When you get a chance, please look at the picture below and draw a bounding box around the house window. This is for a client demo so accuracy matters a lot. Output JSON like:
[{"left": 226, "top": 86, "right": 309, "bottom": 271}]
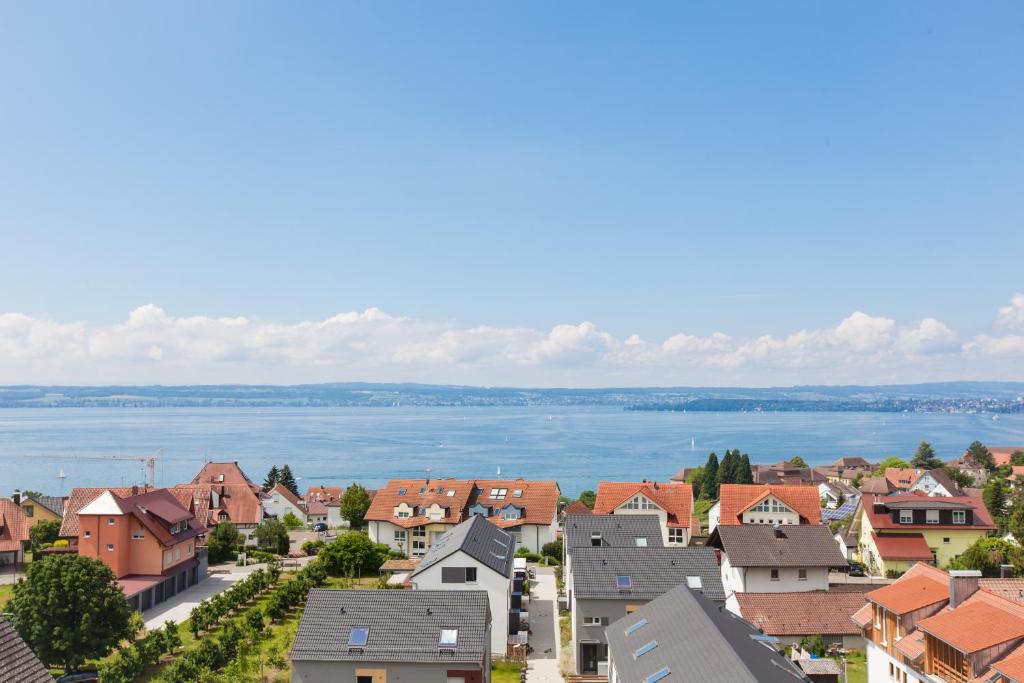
[
  {"left": 132, "top": 531, "right": 144, "bottom": 540},
  {"left": 397, "top": 488, "right": 407, "bottom": 496},
  {"left": 84, "top": 530, "right": 91, "bottom": 539},
  {"left": 106, "top": 543, "right": 114, "bottom": 552},
  {"left": 899, "top": 510, "right": 913, "bottom": 524},
  {"left": 502, "top": 507, "right": 521, "bottom": 521},
  {"left": 668, "top": 528, "right": 685, "bottom": 544},
  {"left": 466, "top": 567, "right": 477, "bottom": 582},
  {"left": 394, "top": 530, "right": 407, "bottom": 544},
  {"left": 798, "top": 568, "right": 807, "bottom": 580},
  {"left": 953, "top": 510, "right": 966, "bottom": 524},
  {"left": 188, "top": 544, "right": 193, "bottom": 554},
  {"left": 943, "top": 537, "right": 951, "bottom": 544},
  {"left": 926, "top": 510, "right": 939, "bottom": 524},
  {"left": 770, "top": 569, "right": 780, "bottom": 581},
  {"left": 489, "top": 488, "right": 508, "bottom": 500},
  {"left": 584, "top": 616, "right": 606, "bottom": 626},
  {"left": 591, "top": 532, "right": 602, "bottom": 547},
  {"left": 24, "top": 505, "right": 34, "bottom": 518},
  {"left": 397, "top": 510, "right": 411, "bottom": 519},
  {"left": 107, "top": 518, "right": 115, "bottom": 526},
  {"left": 622, "top": 495, "right": 656, "bottom": 511}
]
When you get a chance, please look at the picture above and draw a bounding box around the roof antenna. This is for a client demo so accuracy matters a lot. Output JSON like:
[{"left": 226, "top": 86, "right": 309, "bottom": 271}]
[{"left": 425, "top": 467, "right": 432, "bottom": 485}]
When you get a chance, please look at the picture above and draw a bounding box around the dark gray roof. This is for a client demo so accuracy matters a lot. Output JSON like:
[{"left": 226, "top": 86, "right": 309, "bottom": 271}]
[
  {"left": 605, "top": 584, "right": 810, "bottom": 683},
  {"left": 564, "top": 514, "right": 664, "bottom": 549},
  {"left": 923, "top": 469, "right": 963, "bottom": 495},
  {"left": 709, "top": 525, "right": 847, "bottom": 568},
  {"left": 290, "top": 589, "right": 489, "bottom": 664},
  {"left": 411, "top": 515, "right": 513, "bottom": 578},
  {"left": 0, "top": 616, "right": 54, "bottom": 683},
  {"left": 571, "top": 546, "right": 725, "bottom": 601},
  {"left": 26, "top": 496, "right": 64, "bottom": 517}
]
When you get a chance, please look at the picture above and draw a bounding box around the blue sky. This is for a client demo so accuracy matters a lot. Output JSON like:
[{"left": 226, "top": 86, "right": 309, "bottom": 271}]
[{"left": 1, "top": 3, "right": 1022, "bottom": 386}]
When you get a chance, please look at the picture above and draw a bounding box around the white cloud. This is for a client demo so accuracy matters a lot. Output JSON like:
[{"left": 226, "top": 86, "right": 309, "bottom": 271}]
[
  {"left": 1, "top": 298, "right": 1024, "bottom": 386},
  {"left": 997, "top": 293, "right": 1024, "bottom": 329}
]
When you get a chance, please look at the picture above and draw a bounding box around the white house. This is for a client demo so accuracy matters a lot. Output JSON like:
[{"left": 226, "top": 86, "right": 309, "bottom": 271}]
[
  {"left": 818, "top": 480, "right": 859, "bottom": 509},
  {"left": 410, "top": 515, "right": 515, "bottom": 656},
  {"left": 909, "top": 469, "right": 963, "bottom": 497},
  {"left": 707, "top": 524, "right": 847, "bottom": 614},
  {"left": 261, "top": 484, "right": 306, "bottom": 524}
]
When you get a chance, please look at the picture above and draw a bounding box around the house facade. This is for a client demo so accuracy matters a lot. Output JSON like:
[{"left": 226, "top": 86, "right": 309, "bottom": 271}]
[
  {"left": 13, "top": 491, "right": 64, "bottom": 530},
  {"left": 290, "top": 589, "right": 491, "bottom": 683},
  {"left": 410, "top": 515, "right": 514, "bottom": 655},
  {"left": 173, "top": 462, "right": 265, "bottom": 546},
  {"left": 592, "top": 481, "right": 697, "bottom": 545},
  {"left": 708, "top": 484, "right": 823, "bottom": 533},
  {"left": 303, "top": 486, "right": 344, "bottom": 528},
  {"left": 262, "top": 484, "right": 307, "bottom": 524},
  {"left": 0, "top": 499, "right": 29, "bottom": 567},
  {"left": 850, "top": 494, "right": 995, "bottom": 575},
  {"left": 909, "top": 469, "right": 963, "bottom": 497},
  {"left": 77, "top": 488, "right": 207, "bottom": 612}
]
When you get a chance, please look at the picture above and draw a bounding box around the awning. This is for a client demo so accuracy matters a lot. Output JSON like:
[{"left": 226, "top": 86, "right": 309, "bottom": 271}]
[{"left": 872, "top": 533, "right": 934, "bottom": 561}]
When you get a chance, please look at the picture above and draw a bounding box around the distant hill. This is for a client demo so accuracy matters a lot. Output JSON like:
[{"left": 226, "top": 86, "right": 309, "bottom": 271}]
[{"left": 0, "top": 381, "right": 1022, "bottom": 411}]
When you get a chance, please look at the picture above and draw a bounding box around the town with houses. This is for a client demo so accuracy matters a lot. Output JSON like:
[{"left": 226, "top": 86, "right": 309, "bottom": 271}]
[{"left": 2, "top": 442, "right": 1024, "bottom": 682}]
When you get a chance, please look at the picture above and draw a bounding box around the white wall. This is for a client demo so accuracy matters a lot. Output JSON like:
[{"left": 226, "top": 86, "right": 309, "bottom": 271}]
[
  {"left": 262, "top": 492, "right": 306, "bottom": 523},
  {"left": 708, "top": 502, "right": 721, "bottom": 533},
  {"left": 412, "top": 550, "right": 511, "bottom": 655},
  {"left": 743, "top": 566, "right": 829, "bottom": 592},
  {"left": 867, "top": 640, "right": 924, "bottom": 683}
]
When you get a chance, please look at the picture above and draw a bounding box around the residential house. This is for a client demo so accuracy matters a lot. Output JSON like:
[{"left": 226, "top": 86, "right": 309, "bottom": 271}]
[
  {"left": 886, "top": 468, "right": 925, "bottom": 493},
  {"left": 708, "top": 484, "right": 823, "bottom": 533},
  {"left": 466, "top": 479, "right": 560, "bottom": 552},
  {"left": 366, "top": 479, "right": 475, "bottom": 558},
  {"left": 562, "top": 499, "right": 592, "bottom": 517},
  {"left": 735, "top": 591, "right": 867, "bottom": 649},
  {"left": 833, "top": 456, "right": 875, "bottom": 471},
  {"left": 859, "top": 476, "right": 894, "bottom": 496},
  {"left": 12, "top": 490, "right": 64, "bottom": 530},
  {"left": 60, "top": 486, "right": 156, "bottom": 546},
  {"left": 568, "top": 545, "right": 724, "bottom": 676},
  {"left": 366, "top": 478, "right": 560, "bottom": 557},
  {"left": 290, "top": 589, "right": 491, "bottom": 683},
  {"left": 303, "top": 485, "right": 344, "bottom": 528},
  {"left": 707, "top": 524, "right": 847, "bottom": 612},
  {"left": 752, "top": 460, "right": 828, "bottom": 487},
  {"left": 0, "top": 498, "right": 29, "bottom": 567},
  {"left": 0, "top": 615, "right": 53, "bottom": 683},
  {"left": 410, "top": 515, "right": 514, "bottom": 655},
  {"left": 835, "top": 529, "right": 858, "bottom": 560},
  {"left": 605, "top": 583, "right": 811, "bottom": 683},
  {"left": 173, "top": 461, "right": 265, "bottom": 545},
  {"left": 909, "top": 469, "right": 963, "bottom": 498},
  {"left": 853, "top": 564, "right": 1024, "bottom": 683},
  {"left": 592, "top": 481, "right": 697, "bottom": 546},
  {"left": 76, "top": 488, "right": 207, "bottom": 612},
  {"left": 819, "top": 480, "right": 859, "bottom": 509},
  {"left": 989, "top": 447, "right": 1024, "bottom": 468},
  {"left": 262, "top": 484, "right": 307, "bottom": 524},
  {"left": 849, "top": 493, "right": 995, "bottom": 575}
]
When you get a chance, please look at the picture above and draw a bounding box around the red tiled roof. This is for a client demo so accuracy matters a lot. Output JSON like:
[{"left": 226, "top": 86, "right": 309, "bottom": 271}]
[
  {"left": 171, "top": 483, "right": 263, "bottom": 526},
  {"left": 992, "top": 642, "right": 1024, "bottom": 681},
  {"left": 60, "top": 486, "right": 155, "bottom": 538},
  {"left": 991, "top": 448, "right": 1024, "bottom": 467},
  {"left": 917, "top": 589, "right": 1024, "bottom": 653},
  {"left": 306, "top": 500, "right": 328, "bottom": 515},
  {"left": 0, "top": 499, "right": 29, "bottom": 553},
  {"left": 563, "top": 500, "right": 592, "bottom": 516},
  {"left": 866, "top": 562, "right": 950, "bottom": 615},
  {"left": 365, "top": 479, "right": 475, "bottom": 529},
  {"left": 884, "top": 468, "right": 924, "bottom": 490},
  {"left": 895, "top": 628, "right": 926, "bottom": 661},
  {"left": 979, "top": 579, "right": 1024, "bottom": 604},
  {"left": 119, "top": 489, "right": 204, "bottom": 545},
  {"left": 871, "top": 532, "right": 934, "bottom": 560},
  {"left": 861, "top": 493, "right": 995, "bottom": 531},
  {"left": 470, "top": 480, "right": 560, "bottom": 529},
  {"left": 716, "top": 484, "right": 822, "bottom": 526},
  {"left": 191, "top": 461, "right": 260, "bottom": 491},
  {"left": 851, "top": 603, "right": 872, "bottom": 628},
  {"left": 304, "top": 485, "right": 343, "bottom": 507},
  {"left": 593, "top": 481, "right": 694, "bottom": 528},
  {"left": 735, "top": 591, "right": 866, "bottom": 636}
]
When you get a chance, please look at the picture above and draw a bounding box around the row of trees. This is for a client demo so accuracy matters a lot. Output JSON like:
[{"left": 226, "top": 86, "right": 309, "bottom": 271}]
[
  {"left": 96, "top": 621, "right": 182, "bottom": 683},
  {"left": 689, "top": 449, "right": 754, "bottom": 500},
  {"left": 188, "top": 566, "right": 279, "bottom": 638},
  {"left": 261, "top": 464, "right": 299, "bottom": 496}
]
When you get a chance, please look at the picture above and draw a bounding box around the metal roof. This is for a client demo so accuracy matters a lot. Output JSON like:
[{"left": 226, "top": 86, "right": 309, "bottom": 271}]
[{"left": 411, "top": 514, "right": 514, "bottom": 578}]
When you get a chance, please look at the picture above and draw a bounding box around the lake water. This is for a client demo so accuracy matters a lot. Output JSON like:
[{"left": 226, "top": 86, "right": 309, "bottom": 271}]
[{"left": 1, "top": 407, "right": 1022, "bottom": 497}]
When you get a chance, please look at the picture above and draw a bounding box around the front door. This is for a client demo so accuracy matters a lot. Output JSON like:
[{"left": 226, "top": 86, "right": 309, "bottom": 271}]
[{"left": 581, "top": 643, "right": 600, "bottom": 674}]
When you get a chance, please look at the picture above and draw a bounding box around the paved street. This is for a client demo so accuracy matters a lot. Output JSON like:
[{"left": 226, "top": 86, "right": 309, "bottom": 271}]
[{"left": 525, "top": 566, "right": 563, "bottom": 683}]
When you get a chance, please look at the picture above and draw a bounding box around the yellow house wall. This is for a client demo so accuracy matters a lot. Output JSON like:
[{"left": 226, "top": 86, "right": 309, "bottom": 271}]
[
  {"left": 20, "top": 501, "right": 60, "bottom": 530},
  {"left": 919, "top": 529, "right": 988, "bottom": 568}
]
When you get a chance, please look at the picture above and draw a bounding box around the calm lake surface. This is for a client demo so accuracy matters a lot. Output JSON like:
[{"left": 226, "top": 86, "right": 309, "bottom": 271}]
[{"left": 1, "top": 407, "right": 1022, "bottom": 496}]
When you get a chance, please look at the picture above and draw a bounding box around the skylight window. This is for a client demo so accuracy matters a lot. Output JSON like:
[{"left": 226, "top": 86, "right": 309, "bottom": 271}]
[
  {"left": 625, "top": 618, "right": 648, "bottom": 636},
  {"left": 635, "top": 537, "right": 648, "bottom": 547},
  {"left": 447, "top": 490, "right": 455, "bottom": 497},
  {"left": 645, "top": 667, "right": 671, "bottom": 683},
  {"left": 348, "top": 627, "right": 369, "bottom": 647},
  {"left": 489, "top": 488, "right": 508, "bottom": 500},
  {"left": 686, "top": 576, "right": 703, "bottom": 589},
  {"left": 616, "top": 575, "right": 632, "bottom": 589},
  {"left": 634, "top": 640, "right": 658, "bottom": 658},
  {"left": 397, "top": 488, "right": 407, "bottom": 496},
  {"left": 439, "top": 629, "right": 458, "bottom": 648},
  {"left": 512, "top": 489, "right": 523, "bottom": 498}
]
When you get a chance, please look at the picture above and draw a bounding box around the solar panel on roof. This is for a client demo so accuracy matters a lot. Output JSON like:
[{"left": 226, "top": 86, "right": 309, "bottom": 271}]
[
  {"left": 645, "top": 667, "right": 671, "bottom": 682},
  {"left": 625, "top": 618, "right": 648, "bottom": 635},
  {"left": 633, "top": 640, "right": 658, "bottom": 658}
]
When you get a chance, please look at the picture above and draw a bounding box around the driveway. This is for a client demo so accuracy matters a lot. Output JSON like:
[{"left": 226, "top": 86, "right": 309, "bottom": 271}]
[
  {"left": 526, "top": 566, "right": 562, "bottom": 683},
  {"left": 142, "top": 562, "right": 270, "bottom": 630}
]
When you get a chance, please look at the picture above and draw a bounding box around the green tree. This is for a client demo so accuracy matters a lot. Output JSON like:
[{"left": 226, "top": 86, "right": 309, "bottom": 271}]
[
  {"left": 943, "top": 466, "right": 974, "bottom": 489},
  {"left": 541, "top": 540, "right": 563, "bottom": 560},
  {"left": 686, "top": 466, "right": 705, "bottom": 496},
  {"left": 319, "top": 532, "right": 389, "bottom": 577},
  {"left": 948, "top": 536, "right": 1024, "bottom": 576},
  {"left": 789, "top": 455, "right": 808, "bottom": 468},
  {"left": 966, "top": 441, "right": 996, "bottom": 472},
  {"left": 578, "top": 490, "right": 596, "bottom": 509},
  {"left": 875, "top": 456, "right": 910, "bottom": 475},
  {"left": 911, "top": 441, "right": 944, "bottom": 470},
  {"left": 1012, "top": 451, "right": 1024, "bottom": 466},
  {"left": 28, "top": 517, "right": 61, "bottom": 553},
  {"left": 262, "top": 465, "right": 280, "bottom": 493},
  {"left": 701, "top": 452, "right": 720, "bottom": 500},
  {"left": 207, "top": 522, "right": 243, "bottom": 564},
  {"left": 282, "top": 511, "right": 304, "bottom": 529},
  {"left": 1008, "top": 498, "right": 1024, "bottom": 544},
  {"left": 278, "top": 465, "right": 300, "bottom": 497},
  {"left": 340, "top": 483, "right": 372, "bottom": 529},
  {"left": 253, "top": 519, "right": 290, "bottom": 555},
  {"left": 21, "top": 489, "right": 44, "bottom": 500},
  {"left": 984, "top": 479, "right": 1009, "bottom": 529},
  {"left": 718, "top": 450, "right": 738, "bottom": 487},
  {"left": 10, "top": 554, "right": 133, "bottom": 672},
  {"left": 737, "top": 454, "right": 754, "bottom": 484}
]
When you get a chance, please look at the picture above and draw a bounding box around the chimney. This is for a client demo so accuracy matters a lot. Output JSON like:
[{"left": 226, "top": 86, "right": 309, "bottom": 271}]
[
  {"left": 12, "top": 489, "right": 21, "bottom": 505},
  {"left": 1001, "top": 564, "right": 1015, "bottom": 579},
  {"left": 872, "top": 496, "right": 887, "bottom": 514},
  {"left": 949, "top": 570, "right": 982, "bottom": 609},
  {"left": 131, "top": 485, "right": 139, "bottom": 497},
  {"left": 773, "top": 523, "right": 785, "bottom": 538}
]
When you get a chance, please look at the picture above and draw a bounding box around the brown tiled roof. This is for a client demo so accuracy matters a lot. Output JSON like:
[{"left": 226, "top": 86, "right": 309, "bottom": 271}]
[
  {"left": 116, "top": 489, "right": 205, "bottom": 545},
  {"left": 885, "top": 468, "right": 924, "bottom": 490},
  {"left": 364, "top": 479, "right": 474, "bottom": 529},
  {"left": 0, "top": 615, "right": 53, "bottom": 683},
  {"left": 858, "top": 476, "right": 892, "bottom": 495},
  {"left": 709, "top": 524, "right": 846, "bottom": 567},
  {"left": 380, "top": 558, "right": 421, "bottom": 572},
  {"left": 851, "top": 603, "right": 872, "bottom": 628},
  {"left": 306, "top": 500, "right": 328, "bottom": 515},
  {"left": 990, "top": 447, "right": 1024, "bottom": 467},
  {"left": 563, "top": 500, "right": 592, "bottom": 515},
  {"left": 716, "top": 484, "right": 822, "bottom": 526},
  {"left": 191, "top": 461, "right": 260, "bottom": 492},
  {"left": 735, "top": 591, "right": 866, "bottom": 636},
  {"left": 871, "top": 532, "right": 934, "bottom": 561},
  {"left": 862, "top": 493, "right": 995, "bottom": 531},
  {"left": 171, "top": 483, "right": 263, "bottom": 526},
  {"left": 866, "top": 562, "right": 949, "bottom": 615},
  {"left": 917, "top": 589, "right": 1024, "bottom": 653},
  {"left": 992, "top": 643, "right": 1024, "bottom": 681},
  {"left": 979, "top": 579, "right": 1024, "bottom": 604},
  {"left": 0, "top": 499, "right": 30, "bottom": 553},
  {"left": 593, "top": 481, "right": 693, "bottom": 528},
  {"left": 59, "top": 486, "right": 154, "bottom": 538},
  {"left": 833, "top": 456, "right": 873, "bottom": 469},
  {"left": 304, "top": 485, "right": 343, "bottom": 506},
  {"left": 470, "top": 479, "right": 560, "bottom": 529}
]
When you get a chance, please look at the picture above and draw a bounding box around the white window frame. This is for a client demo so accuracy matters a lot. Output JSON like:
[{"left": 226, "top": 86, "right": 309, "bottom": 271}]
[
  {"left": 899, "top": 510, "right": 913, "bottom": 524},
  {"left": 952, "top": 510, "right": 966, "bottom": 525},
  {"left": 394, "top": 530, "right": 407, "bottom": 543},
  {"left": 132, "top": 530, "right": 144, "bottom": 540},
  {"left": 584, "top": 616, "right": 604, "bottom": 626},
  {"left": 926, "top": 510, "right": 939, "bottom": 525},
  {"left": 668, "top": 528, "right": 685, "bottom": 544}
]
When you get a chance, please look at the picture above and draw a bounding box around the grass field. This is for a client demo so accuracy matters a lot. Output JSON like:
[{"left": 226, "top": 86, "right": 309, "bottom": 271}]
[
  {"left": 492, "top": 660, "right": 523, "bottom": 683},
  {"left": 841, "top": 650, "right": 866, "bottom": 683},
  {"left": 0, "top": 584, "right": 13, "bottom": 610}
]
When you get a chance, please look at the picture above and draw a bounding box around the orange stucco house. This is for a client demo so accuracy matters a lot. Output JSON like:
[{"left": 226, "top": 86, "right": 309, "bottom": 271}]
[{"left": 77, "top": 487, "right": 207, "bottom": 612}]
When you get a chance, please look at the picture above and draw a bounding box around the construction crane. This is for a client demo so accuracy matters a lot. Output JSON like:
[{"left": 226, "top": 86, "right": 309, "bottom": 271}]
[{"left": 27, "top": 449, "right": 162, "bottom": 488}]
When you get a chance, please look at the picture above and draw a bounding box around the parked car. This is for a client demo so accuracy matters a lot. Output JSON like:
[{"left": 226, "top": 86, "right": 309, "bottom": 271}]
[
  {"left": 847, "top": 561, "right": 866, "bottom": 577},
  {"left": 57, "top": 671, "right": 99, "bottom": 683},
  {"left": 312, "top": 522, "right": 328, "bottom": 533}
]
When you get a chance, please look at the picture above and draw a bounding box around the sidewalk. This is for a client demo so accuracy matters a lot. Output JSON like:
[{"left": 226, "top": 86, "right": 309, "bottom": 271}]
[{"left": 525, "top": 566, "right": 563, "bottom": 683}]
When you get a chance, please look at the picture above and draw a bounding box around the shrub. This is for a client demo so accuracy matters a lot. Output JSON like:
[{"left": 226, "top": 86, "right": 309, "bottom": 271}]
[
  {"left": 301, "top": 539, "right": 324, "bottom": 556},
  {"left": 53, "top": 539, "right": 69, "bottom": 548},
  {"left": 514, "top": 548, "right": 541, "bottom": 562},
  {"left": 541, "top": 540, "right": 563, "bottom": 559}
]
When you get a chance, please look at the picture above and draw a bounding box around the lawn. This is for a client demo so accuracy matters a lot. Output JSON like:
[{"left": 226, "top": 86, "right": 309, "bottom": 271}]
[
  {"left": 0, "top": 584, "right": 12, "bottom": 610},
  {"left": 491, "top": 660, "right": 523, "bottom": 683},
  {"left": 840, "top": 650, "right": 866, "bottom": 683},
  {"left": 695, "top": 497, "right": 714, "bottom": 528}
]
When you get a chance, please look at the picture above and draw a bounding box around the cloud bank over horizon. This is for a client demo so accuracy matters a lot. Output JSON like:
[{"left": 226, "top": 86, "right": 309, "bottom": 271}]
[{"left": 2, "top": 294, "right": 1023, "bottom": 387}]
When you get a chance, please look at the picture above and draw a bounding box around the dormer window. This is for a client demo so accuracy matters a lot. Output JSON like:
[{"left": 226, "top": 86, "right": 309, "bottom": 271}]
[
  {"left": 926, "top": 510, "right": 940, "bottom": 524},
  {"left": 591, "top": 532, "right": 602, "bottom": 547},
  {"left": 397, "top": 510, "right": 411, "bottom": 519},
  {"left": 622, "top": 495, "right": 656, "bottom": 511},
  {"left": 953, "top": 510, "right": 966, "bottom": 524},
  {"left": 899, "top": 510, "right": 913, "bottom": 524},
  {"left": 502, "top": 506, "right": 521, "bottom": 521},
  {"left": 397, "top": 488, "right": 407, "bottom": 496}
]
